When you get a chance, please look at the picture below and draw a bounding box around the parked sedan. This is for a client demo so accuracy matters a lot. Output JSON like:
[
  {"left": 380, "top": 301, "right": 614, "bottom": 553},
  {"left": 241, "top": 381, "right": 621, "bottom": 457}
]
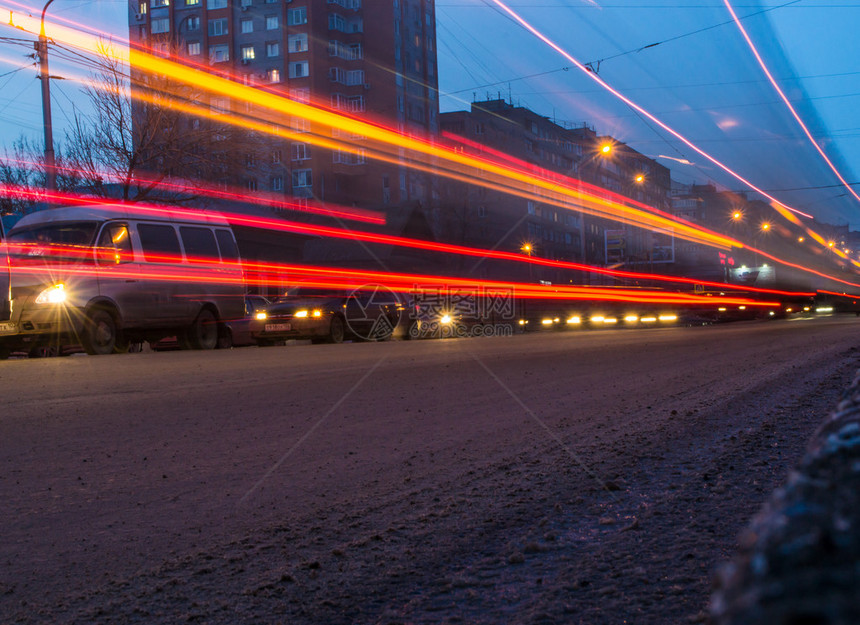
[
  {"left": 220, "top": 295, "right": 271, "bottom": 348},
  {"left": 254, "top": 289, "right": 402, "bottom": 345}
]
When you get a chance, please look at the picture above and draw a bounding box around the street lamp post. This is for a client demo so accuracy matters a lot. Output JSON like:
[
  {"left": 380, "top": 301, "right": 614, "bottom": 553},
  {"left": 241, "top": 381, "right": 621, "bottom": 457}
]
[
  {"left": 521, "top": 243, "right": 534, "bottom": 281},
  {"left": 37, "top": 0, "right": 56, "bottom": 194}
]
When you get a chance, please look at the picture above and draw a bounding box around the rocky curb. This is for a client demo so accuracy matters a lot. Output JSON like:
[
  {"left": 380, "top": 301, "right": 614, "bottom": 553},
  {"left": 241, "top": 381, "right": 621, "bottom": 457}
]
[{"left": 711, "top": 369, "right": 860, "bottom": 625}]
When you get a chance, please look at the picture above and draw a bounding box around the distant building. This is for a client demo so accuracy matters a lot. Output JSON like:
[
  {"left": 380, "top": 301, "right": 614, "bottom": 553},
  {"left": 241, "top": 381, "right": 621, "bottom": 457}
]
[{"left": 439, "top": 99, "right": 671, "bottom": 279}]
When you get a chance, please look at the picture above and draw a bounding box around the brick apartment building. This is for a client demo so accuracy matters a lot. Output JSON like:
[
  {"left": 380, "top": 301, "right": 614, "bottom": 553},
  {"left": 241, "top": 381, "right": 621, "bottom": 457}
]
[
  {"left": 439, "top": 99, "right": 671, "bottom": 280},
  {"left": 128, "top": 0, "right": 439, "bottom": 219}
]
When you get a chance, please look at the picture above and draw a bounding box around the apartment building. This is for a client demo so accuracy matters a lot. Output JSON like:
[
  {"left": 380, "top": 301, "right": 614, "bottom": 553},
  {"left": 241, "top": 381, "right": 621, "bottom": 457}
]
[
  {"left": 439, "top": 99, "right": 672, "bottom": 275},
  {"left": 128, "top": 0, "right": 439, "bottom": 216}
]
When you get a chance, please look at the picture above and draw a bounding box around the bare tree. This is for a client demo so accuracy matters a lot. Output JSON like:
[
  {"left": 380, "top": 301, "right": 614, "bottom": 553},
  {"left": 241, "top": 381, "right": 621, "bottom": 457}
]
[
  {"left": 0, "top": 137, "right": 76, "bottom": 215},
  {"left": 63, "top": 43, "right": 263, "bottom": 205}
]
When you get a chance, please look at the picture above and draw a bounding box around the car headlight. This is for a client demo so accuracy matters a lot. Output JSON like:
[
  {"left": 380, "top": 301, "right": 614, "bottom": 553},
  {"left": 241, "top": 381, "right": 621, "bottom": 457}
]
[
  {"left": 255, "top": 311, "right": 267, "bottom": 321},
  {"left": 295, "top": 310, "right": 309, "bottom": 318},
  {"left": 440, "top": 314, "right": 452, "bottom": 324},
  {"left": 312, "top": 309, "right": 322, "bottom": 317},
  {"left": 35, "top": 283, "right": 66, "bottom": 304}
]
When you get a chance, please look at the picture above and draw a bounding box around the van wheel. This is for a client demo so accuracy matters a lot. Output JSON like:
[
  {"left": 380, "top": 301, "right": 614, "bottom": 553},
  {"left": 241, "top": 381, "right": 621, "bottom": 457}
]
[
  {"left": 217, "top": 327, "right": 233, "bottom": 349},
  {"left": 82, "top": 309, "right": 123, "bottom": 355},
  {"left": 184, "top": 309, "right": 219, "bottom": 350}
]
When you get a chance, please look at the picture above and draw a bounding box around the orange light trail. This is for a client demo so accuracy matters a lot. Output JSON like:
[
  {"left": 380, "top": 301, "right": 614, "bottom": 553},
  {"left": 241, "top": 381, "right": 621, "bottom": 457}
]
[
  {"left": 3, "top": 12, "right": 739, "bottom": 251},
  {"left": 3, "top": 10, "right": 854, "bottom": 292},
  {"left": 0, "top": 11, "right": 744, "bottom": 251}
]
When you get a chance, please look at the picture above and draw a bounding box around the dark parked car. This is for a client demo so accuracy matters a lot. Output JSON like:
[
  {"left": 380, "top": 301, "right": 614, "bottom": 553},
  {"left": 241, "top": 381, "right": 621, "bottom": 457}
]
[
  {"left": 220, "top": 295, "right": 271, "bottom": 348},
  {"left": 254, "top": 288, "right": 403, "bottom": 345},
  {"left": 152, "top": 295, "right": 271, "bottom": 350}
]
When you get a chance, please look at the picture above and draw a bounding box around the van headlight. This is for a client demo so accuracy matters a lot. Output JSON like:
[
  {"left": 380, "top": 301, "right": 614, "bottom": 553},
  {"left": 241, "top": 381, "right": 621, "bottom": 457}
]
[
  {"left": 255, "top": 311, "right": 267, "bottom": 321},
  {"left": 35, "top": 283, "right": 66, "bottom": 304}
]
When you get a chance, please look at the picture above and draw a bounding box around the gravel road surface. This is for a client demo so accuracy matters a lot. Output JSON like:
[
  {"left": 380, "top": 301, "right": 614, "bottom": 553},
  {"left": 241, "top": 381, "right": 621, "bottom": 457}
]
[{"left": 2, "top": 316, "right": 859, "bottom": 624}]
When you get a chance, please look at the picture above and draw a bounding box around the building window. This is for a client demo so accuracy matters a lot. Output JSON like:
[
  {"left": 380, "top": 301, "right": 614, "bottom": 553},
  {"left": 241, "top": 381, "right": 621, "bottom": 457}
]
[
  {"left": 139, "top": 2, "right": 148, "bottom": 14},
  {"left": 209, "top": 18, "right": 228, "bottom": 36},
  {"left": 267, "top": 68, "right": 281, "bottom": 83},
  {"left": 266, "top": 15, "right": 279, "bottom": 29},
  {"left": 186, "top": 15, "right": 200, "bottom": 30},
  {"left": 475, "top": 122, "right": 484, "bottom": 135},
  {"left": 289, "top": 61, "right": 309, "bottom": 78},
  {"left": 292, "top": 143, "right": 311, "bottom": 161},
  {"left": 240, "top": 18, "right": 253, "bottom": 33},
  {"left": 288, "top": 33, "right": 307, "bottom": 52},
  {"left": 266, "top": 42, "right": 279, "bottom": 57},
  {"left": 333, "top": 149, "right": 366, "bottom": 165},
  {"left": 209, "top": 44, "right": 229, "bottom": 63},
  {"left": 151, "top": 17, "right": 169, "bottom": 34},
  {"left": 328, "top": 40, "right": 361, "bottom": 60},
  {"left": 272, "top": 176, "right": 283, "bottom": 191},
  {"left": 347, "top": 95, "right": 365, "bottom": 112},
  {"left": 210, "top": 97, "right": 228, "bottom": 114},
  {"left": 240, "top": 0, "right": 252, "bottom": 6},
  {"left": 272, "top": 149, "right": 282, "bottom": 163},
  {"left": 292, "top": 169, "right": 312, "bottom": 188},
  {"left": 207, "top": 0, "right": 227, "bottom": 8},
  {"left": 185, "top": 0, "right": 200, "bottom": 5},
  {"left": 328, "top": 13, "right": 346, "bottom": 31},
  {"left": 241, "top": 45, "right": 255, "bottom": 60},
  {"left": 247, "top": 179, "right": 258, "bottom": 191},
  {"left": 290, "top": 116, "right": 310, "bottom": 132},
  {"left": 187, "top": 41, "right": 201, "bottom": 55},
  {"left": 290, "top": 88, "right": 309, "bottom": 103},
  {"left": 346, "top": 69, "right": 364, "bottom": 85},
  {"left": 288, "top": 7, "right": 307, "bottom": 25},
  {"left": 152, "top": 0, "right": 168, "bottom": 6}
]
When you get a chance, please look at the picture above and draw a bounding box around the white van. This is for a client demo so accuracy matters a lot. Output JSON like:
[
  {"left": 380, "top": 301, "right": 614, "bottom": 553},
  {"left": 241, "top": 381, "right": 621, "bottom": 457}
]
[{"left": 0, "top": 204, "right": 245, "bottom": 358}]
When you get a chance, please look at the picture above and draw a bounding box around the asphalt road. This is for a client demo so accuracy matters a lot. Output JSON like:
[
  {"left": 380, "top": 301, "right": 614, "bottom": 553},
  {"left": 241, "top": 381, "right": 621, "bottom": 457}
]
[{"left": 2, "top": 316, "right": 860, "bottom": 623}]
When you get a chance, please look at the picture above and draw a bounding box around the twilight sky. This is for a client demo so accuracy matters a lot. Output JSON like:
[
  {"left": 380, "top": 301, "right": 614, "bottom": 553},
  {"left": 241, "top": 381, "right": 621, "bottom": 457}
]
[{"left": 1, "top": 0, "right": 858, "bottom": 227}]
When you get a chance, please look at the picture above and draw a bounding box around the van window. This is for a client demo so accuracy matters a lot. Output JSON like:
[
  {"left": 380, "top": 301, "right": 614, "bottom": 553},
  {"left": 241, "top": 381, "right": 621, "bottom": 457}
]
[
  {"left": 97, "top": 224, "right": 133, "bottom": 265},
  {"left": 180, "top": 226, "right": 219, "bottom": 263},
  {"left": 7, "top": 221, "right": 98, "bottom": 263},
  {"left": 138, "top": 223, "right": 182, "bottom": 262},
  {"left": 215, "top": 229, "right": 240, "bottom": 262}
]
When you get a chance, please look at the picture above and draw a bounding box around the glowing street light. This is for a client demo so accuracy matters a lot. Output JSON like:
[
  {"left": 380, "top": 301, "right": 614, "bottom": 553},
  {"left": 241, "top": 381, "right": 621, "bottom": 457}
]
[
  {"left": 731, "top": 211, "right": 743, "bottom": 221},
  {"left": 760, "top": 222, "right": 771, "bottom": 232},
  {"left": 634, "top": 174, "right": 645, "bottom": 184},
  {"left": 798, "top": 236, "right": 805, "bottom": 243},
  {"left": 521, "top": 243, "right": 533, "bottom": 256}
]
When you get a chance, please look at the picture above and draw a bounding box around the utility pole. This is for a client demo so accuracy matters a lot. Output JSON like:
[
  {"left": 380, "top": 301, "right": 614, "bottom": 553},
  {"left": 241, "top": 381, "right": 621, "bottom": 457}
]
[{"left": 37, "top": 0, "right": 56, "bottom": 195}]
